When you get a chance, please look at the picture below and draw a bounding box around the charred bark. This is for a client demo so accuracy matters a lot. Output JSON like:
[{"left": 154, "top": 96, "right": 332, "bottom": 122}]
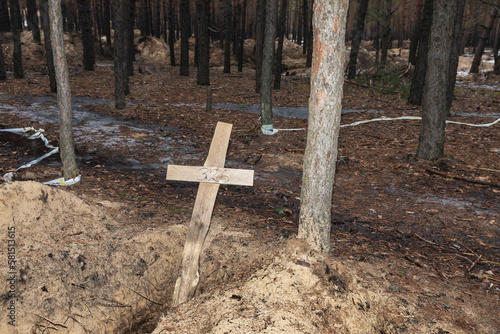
[{"left": 347, "top": 0, "right": 369, "bottom": 79}]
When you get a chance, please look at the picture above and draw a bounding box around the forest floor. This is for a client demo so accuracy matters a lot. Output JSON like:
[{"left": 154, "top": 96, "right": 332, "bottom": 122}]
[{"left": 0, "top": 32, "right": 499, "bottom": 333}]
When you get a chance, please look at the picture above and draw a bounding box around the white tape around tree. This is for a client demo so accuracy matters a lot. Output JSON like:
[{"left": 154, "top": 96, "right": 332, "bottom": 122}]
[{"left": 0, "top": 127, "right": 81, "bottom": 186}]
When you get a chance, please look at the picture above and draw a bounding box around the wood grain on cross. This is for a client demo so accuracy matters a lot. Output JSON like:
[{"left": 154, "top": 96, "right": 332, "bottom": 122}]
[{"left": 166, "top": 122, "right": 254, "bottom": 306}]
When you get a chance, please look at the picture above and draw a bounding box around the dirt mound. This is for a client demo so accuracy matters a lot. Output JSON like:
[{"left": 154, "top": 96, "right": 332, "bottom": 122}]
[
  {"left": 136, "top": 36, "right": 170, "bottom": 64},
  {"left": 0, "top": 181, "right": 185, "bottom": 333},
  {"left": 152, "top": 239, "right": 471, "bottom": 333}
]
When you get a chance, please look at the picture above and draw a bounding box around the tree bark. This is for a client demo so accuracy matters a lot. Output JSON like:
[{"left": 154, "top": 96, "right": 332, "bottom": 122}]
[
  {"left": 103, "top": 0, "right": 111, "bottom": 45},
  {"left": 0, "top": 0, "right": 11, "bottom": 32},
  {"left": 299, "top": 0, "right": 347, "bottom": 253},
  {"left": 417, "top": 0, "right": 457, "bottom": 161},
  {"left": 168, "top": 0, "right": 176, "bottom": 66},
  {"left": 0, "top": 40, "right": 6, "bottom": 80},
  {"left": 409, "top": 0, "right": 424, "bottom": 65},
  {"left": 407, "top": 0, "right": 433, "bottom": 106},
  {"left": 255, "top": 0, "right": 266, "bottom": 93},
  {"left": 273, "top": 0, "right": 287, "bottom": 89},
  {"left": 260, "top": 0, "right": 277, "bottom": 131},
  {"left": 494, "top": 20, "right": 500, "bottom": 74},
  {"left": 380, "top": 0, "right": 392, "bottom": 66},
  {"left": 197, "top": 0, "right": 210, "bottom": 85},
  {"left": 446, "top": 0, "right": 466, "bottom": 113},
  {"left": 27, "top": 0, "right": 42, "bottom": 43},
  {"left": 48, "top": 0, "right": 80, "bottom": 180},
  {"left": 347, "top": 0, "right": 369, "bottom": 79},
  {"left": 77, "top": 0, "right": 96, "bottom": 70},
  {"left": 305, "top": 0, "right": 313, "bottom": 68},
  {"left": 9, "top": 0, "right": 23, "bottom": 78},
  {"left": 40, "top": 0, "right": 57, "bottom": 92},
  {"left": 469, "top": 4, "right": 498, "bottom": 74},
  {"left": 180, "top": 0, "right": 190, "bottom": 76},
  {"left": 223, "top": 0, "right": 232, "bottom": 73},
  {"left": 237, "top": 0, "right": 247, "bottom": 72},
  {"left": 113, "top": 0, "right": 126, "bottom": 109}
]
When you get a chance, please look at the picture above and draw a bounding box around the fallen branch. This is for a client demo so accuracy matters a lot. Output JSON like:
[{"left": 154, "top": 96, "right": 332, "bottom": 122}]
[
  {"left": 31, "top": 313, "right": 68, "bottom": 329},
  {"left": 414, "top": 233, "right": 439, "bottom": 245},
  {"left": 125, "top": 285, "right": 163, "bottom": 306},
  {"left": 426, "top": 168, "right": 500, "bottom": 188},
  {"left": 344, "top": 79, "right": 370, "bottom": 88}
]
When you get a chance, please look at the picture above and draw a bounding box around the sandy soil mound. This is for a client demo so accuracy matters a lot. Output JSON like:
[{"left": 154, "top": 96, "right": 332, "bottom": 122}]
[{"left": 0, "top": 181, "right": 185, "bottom": 333}]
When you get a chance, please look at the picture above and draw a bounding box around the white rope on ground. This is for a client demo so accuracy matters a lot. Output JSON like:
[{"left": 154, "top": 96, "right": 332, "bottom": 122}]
[{"left": 0, "top": 127, "right": 81, "bottom": 186}]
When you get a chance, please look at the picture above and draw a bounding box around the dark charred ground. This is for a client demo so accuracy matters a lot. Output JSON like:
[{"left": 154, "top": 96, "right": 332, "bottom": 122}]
[{"left": 0, "top": 45, "right": 499, "bottom": 332}]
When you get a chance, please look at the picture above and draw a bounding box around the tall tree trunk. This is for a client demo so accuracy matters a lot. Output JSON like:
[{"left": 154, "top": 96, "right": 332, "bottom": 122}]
[
  {"left": 197, "top": 0, "right": 210, "bottom": 85},
  {"left": 168, "top": 0, "right": 176, "bottom": 66},
  {"left": 302, "top": 0, "right": 308, "bottom": 54},
  {"left": 27, "top": 0, "right": 42, "bottom": 43},
  {"left": 494, "top": 20, "right": 500, "bottom": 74},
  {"left": 446, "top": 0, "right": 466, "bottom": 113},
  {"left": 154, "top": 0, "right": 161, "bottom": 38},
  {"left": 469, "top": 4, "right": 498, "bottom": 74},
  {"left": 237, "top": 0, "right": 247, "bottom": 72},
  {"left": 180, "top": 0, "right": 190, "bottom": 76},
  {"left": 77, "top": 0, "right": 96, "bottom": 70},
  {"left": 305, "top": 0, "right": 313, "bottom": 68},
  {"left": 273, "top": 0, "right": 287, "bottom": 89},
  {"left": 408, "top": 0, "right": 433, "bottom": 106},
  {"left": 103, "top": 0, "right": 111, "bottom": 45},
  {"left": 299, "top": 0, "right": 348, "bottom": 253},
  {"left": 0, "top": 40, "right": 6, "bottom": 80},
  {"left": 0, "top": 0, "right": 11, "bottom": 32},
  {"left": 417, "top": 0, "right": 458, "bottom": 161},
  {"left": 40, "top": 0, "right": 57, "bottom": 92},
  {"left": 255, "top": 0, "right": 266, "bottom": 92},
  {"left": 9, "top": 0, "right": 23, "bottom": 78},
  {"left": 380, "top": 0, "right": 392, "bottom": 66},
  {"left": 114, "top": 0, "right": 126, "bottom": 109},
  {"left": 408, "top": 0, "right": 424, "bottom": 65},
  {"left": 223, "top": 0, "right": 232, "bottom": 73},
  {"left": 48, "top": 0, "right": 80, "bottom": 180},
  {"left": 260, "top": 0, "right": 277, "bottom": 132},
  {"left": 126, "top": 0, "right": 135, "bottom": 77},
  {"left": 347, "top": 0, "right": 369, "bottom": 79}
]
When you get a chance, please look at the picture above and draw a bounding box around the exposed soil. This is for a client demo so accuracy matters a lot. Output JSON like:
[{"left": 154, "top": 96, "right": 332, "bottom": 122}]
[{"left": 0, "top": 32, "right": 499, "bottom": 333}]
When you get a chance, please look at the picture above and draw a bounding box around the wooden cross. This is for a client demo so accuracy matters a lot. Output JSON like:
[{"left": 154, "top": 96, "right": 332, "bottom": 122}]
[{"left": 166, "top": 122, "right": 254, "bottom": 306}]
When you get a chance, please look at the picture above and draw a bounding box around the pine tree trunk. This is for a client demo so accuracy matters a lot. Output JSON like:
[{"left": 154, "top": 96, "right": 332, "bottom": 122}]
[
  {"left": 197, "top": 0, "right": 210, "bottom": 85},
  {"left": 9, "top": 0, "right": 23, "bottom": 78},
  {"left": 347, "top": 0, "right": 369, "bottom": 79},
  {"left": 237, "top": 0, "right": 247, "bottom": 72},
  {"left": 103, "top": 0, "right": 111, "bottom": 45},
  {"left": 380, "top": 0, "right": 392, "bottom": 66},
  {"left": 168, "top": 0, "right": 176, "bottom": 66},
  {"left": 27, "top": 0, "right": 41, "bottom": 43},
  {"left": 408, "top": 0, "right": 424, "bottom": 65},
  {"left": 302, "top": 0, "right": 308, "bottom": 54},
  {"left": 113, "top": 0, "right": 126, "bottom": 109},
  {"left": 274, "top": 0, "right": 287, "bottom": 89},
  {"left": 48, "top": 0, "right": 80, "bottom": 180},
  {"left": 260, "top": 0, "right": 277, "bottom": 130},
  {"left": 127, "top": 0, "right": 135, "bottom": 76},
  {"left": 223, "top": 0, "right": 232, "bottom": 73},
  {"left": 494, "top": 21, "right": 500, "bottom": 74},
  {"left": 40, "top": 0, "right": 57, "bottom": 92},
  {"left": 408, "top": 0, "right": 433, "bottom": 106},
  {"left": 305, "top": 0, "right": 313, "bottom": 68},
  {"left": 299, "top": 0, "right": 348, "bottom": 253},
  {"left": 446, "top": 0, "right": 466, "bottom": 113},
  {"left": 77, "top": 0, "right": 96, "bottom": 70},
  {"left": 417, "top": 0, "right": 458, "bottom": 161},
  {"left": 0, "top": 0, "right": 11, "bottom": 32},
  {"left": 469, "top": 5, "right": 498, "bottom": 74},
  {"left": 255, "top": 0, "right": 266, "bottom": 93},
  {"left": 180, "top": 0, "right": 190, "bottom": 76},
  {"left": 0, "top": 40, "right": 6, "bottom": 80}
]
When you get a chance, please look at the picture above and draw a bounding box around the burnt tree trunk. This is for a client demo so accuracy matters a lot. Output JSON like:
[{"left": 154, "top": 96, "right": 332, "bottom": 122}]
[
  {"left": 305, "top": 0, "right": 313, "bottom": 68},
  {"left": 126, "top": 0, "right": 135, "bottom": 77},
  {"left": 260, "top": 0, "right": 277, "bottom": 132},
  {"left": 180, "top": 0, "right": 190, "bottom": 76},
  {"left": 0, "top": 40, "right": 6, "bottom": 80},
  {"left": 299, "top": 0, "right": 348, "bottom": 253},
  {"left": 113, "top": 0, "right": 126, "bottom": 109},
  {"left": 48, "top": 0, "right": 80, "bottom": 180},
  {"left": 40, "top": 0, "right": 57, "bottom": 92},
  {"left": 417, "top": 0, "right": 458, "bottom": 161},
  {"left": 408, "top": 0, "right": 433, "bottom": 106},
  {"left": 168, "top": 0, "right": 176, "bottom": 66},
  {"left": 446, "top": 0, "right": 466, "bottom": 113},
  {"left": 77, "top": 0, "right": 96, "bottom": 70},
  {"left": 255, "top": 0, "right": 266, "bottom": 93},
  {"left": 347, "top": 0, "right": 369, "bottom": 79},
  {"left": 380, "top": 0, "right": 392, "bottom": 66},
  {"left": 223, "top": 0, "right": 232, "bottom": 73},
  {"left": 9, "top": 0, "right": 23, "bottom": 78},
  {"left": 0, "top": 0, "right": 11, "bottom": 32},
  {"left": 302, "top": 0, "right": 308, "bottom": 54},
  {"left": 273, "top": 0, "right": 287, "bottom": 89},
  {"left": 469, "top": 4, "right": 498, "bottom": 74},
  {"left": 408, "top": 0, "right": 424, "bottom": 65},
  {"left": 197, "top": 0, "right": 210, "bottom": 85},
  {"left": 27, "top": 0, "right": 41, "bottom": 43},
  {"left": 103, "top": 0, "right": 111, "bottom": 45},
  {"left": 237, "top": 0, "right": 246, "bottom": 72},
  {"left": 494, "top": 20, "right": 500, "bottom": 74}
]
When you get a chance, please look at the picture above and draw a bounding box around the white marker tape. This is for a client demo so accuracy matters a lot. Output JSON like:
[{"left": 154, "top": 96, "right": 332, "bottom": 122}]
[
  {"left": 0, "top": 127, "right": 81, "bottom": 186},
  {"left": 340, "top": 116, "right": 500, "bottom": 128}
]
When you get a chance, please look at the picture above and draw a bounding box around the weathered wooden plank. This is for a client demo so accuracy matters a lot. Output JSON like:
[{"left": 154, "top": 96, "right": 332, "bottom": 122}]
[{"left": 166, "top": 165, "right": 254, "bottom": 186}]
